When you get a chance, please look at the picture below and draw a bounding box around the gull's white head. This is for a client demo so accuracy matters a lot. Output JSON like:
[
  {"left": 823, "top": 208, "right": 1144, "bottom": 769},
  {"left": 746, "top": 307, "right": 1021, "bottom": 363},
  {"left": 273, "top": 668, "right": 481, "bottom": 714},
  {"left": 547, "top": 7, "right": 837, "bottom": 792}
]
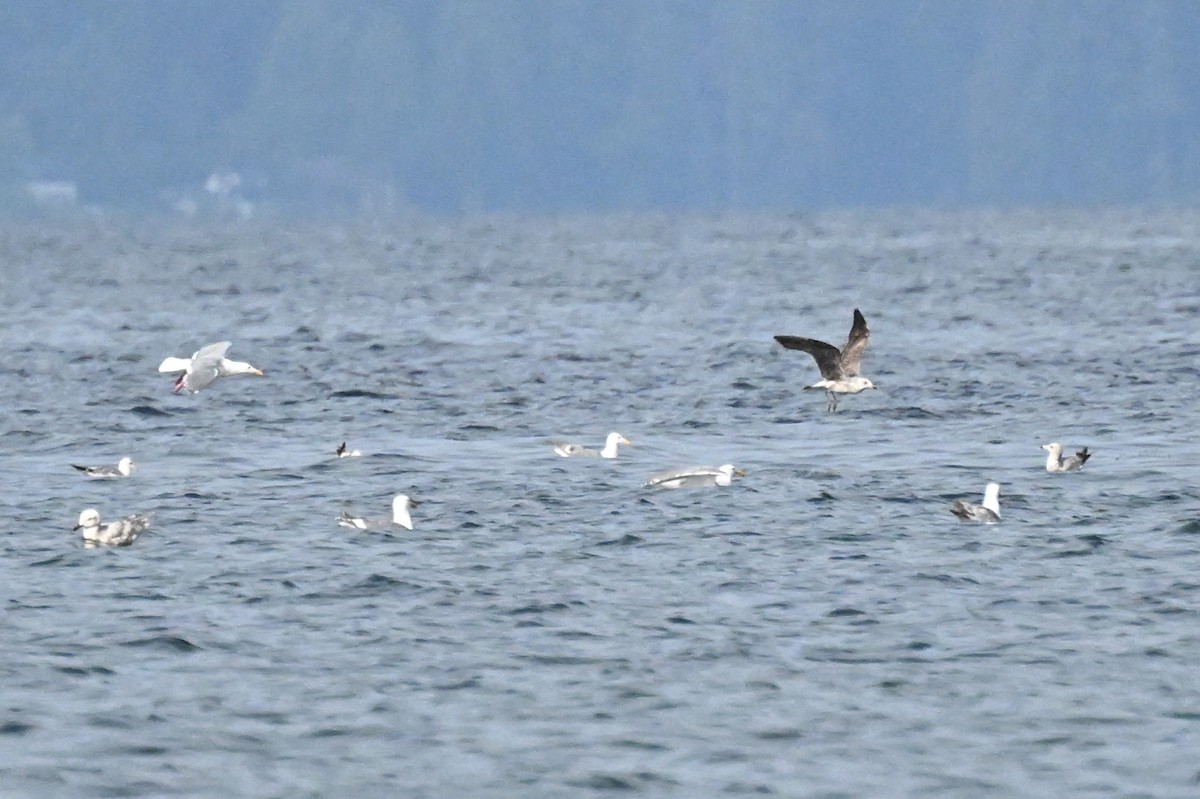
[
  {"left": 847, "top": 377, "right": 876, "bottom": 393},
  {"left": 715, "top": 464, "right": 747, "bottom": 485},
  {"left": 600, "top": 432, "right": 633, "bottom": 458},
  {"left": 982, "top": 482, "right": 1001, "bottom": 514},
  {"left": 226, "top": 360, "right": 264, "bottom": 377},
  {"left": 74, "top": 508, "right": 101, "bottom": 531},
  {"left": 391, "top": 494, "right": 415, "bottom": 530},
  {"left": 117, "top": 457, "right": 136, "bottom": 476},
  {"left": 1042, "top": 442, "right": 1063, "bottom": 456}
]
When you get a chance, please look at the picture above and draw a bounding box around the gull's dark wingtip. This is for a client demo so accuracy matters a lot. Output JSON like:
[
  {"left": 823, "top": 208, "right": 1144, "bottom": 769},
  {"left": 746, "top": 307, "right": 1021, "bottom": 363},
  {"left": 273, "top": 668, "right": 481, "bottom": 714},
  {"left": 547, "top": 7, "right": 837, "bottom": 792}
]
[{"left": 774, "top": 335, "right": 805, "bottom": 350}]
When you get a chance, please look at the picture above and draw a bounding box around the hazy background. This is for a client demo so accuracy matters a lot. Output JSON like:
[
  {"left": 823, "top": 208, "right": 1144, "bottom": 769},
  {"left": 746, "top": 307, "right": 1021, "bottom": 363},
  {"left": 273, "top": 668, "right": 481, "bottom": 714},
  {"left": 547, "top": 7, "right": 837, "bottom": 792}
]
[{"left": 3, "top": 0, "right": 1200, "bottom": 215}]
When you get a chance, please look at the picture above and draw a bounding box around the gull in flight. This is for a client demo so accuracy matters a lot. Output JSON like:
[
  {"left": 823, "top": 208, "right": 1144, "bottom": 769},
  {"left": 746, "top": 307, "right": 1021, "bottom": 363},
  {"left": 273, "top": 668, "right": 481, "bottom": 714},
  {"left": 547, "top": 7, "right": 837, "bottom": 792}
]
[
  {"left": 338, "top": 494, "right": 415, "bottom": 531},
  {"left": 644, "top": 464, "right": 745, "bottom": 489},
  {"left": 774, "top": 308, "right": 876, "bottom": 411},
  {"left": 158, "top": 341, "right": 263, "bottom": 394},
  {"left": 71, "top": 456, "right": 136, "bottom": 478},
  {"left": 950, "top": 483, "right": 1001, "bottom": 524},
  {"left": 1041, "top": 442, "right": 1091, "bottom": 472},
  {"left": 553, "top": 432, "right": 632, "bottom": 459},
  {"left": 335, "top": 442, "right": 363, "bottom": 458},
  {"left": 74, "top": 508, "right": 152, "bottom": 547}
]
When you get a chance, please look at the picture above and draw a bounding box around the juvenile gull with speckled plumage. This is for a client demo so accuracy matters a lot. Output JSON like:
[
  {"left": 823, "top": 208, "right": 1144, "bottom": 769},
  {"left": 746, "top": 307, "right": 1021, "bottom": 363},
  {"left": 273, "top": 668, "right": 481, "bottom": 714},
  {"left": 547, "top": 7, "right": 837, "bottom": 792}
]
[{"left": 774, "top": 308, "right": 876, "bottom": 412}]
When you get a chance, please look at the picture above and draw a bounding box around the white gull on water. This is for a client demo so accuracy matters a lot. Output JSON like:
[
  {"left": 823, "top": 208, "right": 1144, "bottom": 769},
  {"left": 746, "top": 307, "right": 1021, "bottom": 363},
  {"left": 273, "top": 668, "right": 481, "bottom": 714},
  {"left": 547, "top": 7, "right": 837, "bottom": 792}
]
[
  {"left": 774, "top": 308, "right": 876, "bottom": 412},
  {"left": 336, "top": 442, "right": 363, "bottom": 458},
  {"left": 950, "top": 483, "right": 1001, "bottom": 524},
  {"left": 338, "top": 494, "right": 415, "bottom": 531},
  {"left": 74, "top": 508, "right": 152, "bottom": 547},
  {"left": 553, "top": 432, "right": 632, "bottom": 458},
  {"left": 644, "top": 464, "right": 745, "bottom": 489},
  {"left": 1042, "top": 442, "right": 1091, "bottom": 472},
  {"left": 71, "top": 457, "right": 135, "bottom": 478},
  {"left": 158, "top": 340, "right": 263, "bottom": 394}
]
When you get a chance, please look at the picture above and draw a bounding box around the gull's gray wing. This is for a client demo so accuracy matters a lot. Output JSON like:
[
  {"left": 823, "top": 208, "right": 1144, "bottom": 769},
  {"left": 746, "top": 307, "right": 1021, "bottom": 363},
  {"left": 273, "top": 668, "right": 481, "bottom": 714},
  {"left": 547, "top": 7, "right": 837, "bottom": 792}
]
[
  {"left": 773, "top": 336, "right": 844, "bottom": 380},
  {"left": 183, "top": 341, "right": 232, "bottom": 392},
  {"left": 191, "top": 341, "right": 232, "bottom": 363},
  {"left": 839, "top": 309, "right": 870, "bottom": 376}
]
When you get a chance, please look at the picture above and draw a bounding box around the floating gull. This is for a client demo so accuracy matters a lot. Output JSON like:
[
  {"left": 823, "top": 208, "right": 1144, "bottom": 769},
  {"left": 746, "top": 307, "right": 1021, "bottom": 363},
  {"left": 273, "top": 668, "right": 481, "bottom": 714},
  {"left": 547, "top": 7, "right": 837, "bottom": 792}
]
[
  {"left": 774, "top": 308, "right": 876, "bottom": 412},
  {"left": 158, "top": 340, "right": 263, "bottom": 394},
  {"left": 74, "top": 508, "right": 152, "bottom": 547},
  {"left": 1042, "top": 442, "right": 1091, "bottom": 473},
  {"left": 71, "top": 456, "right": 135, "bottom": 479},
  {"left": 950, "top": 482, "right": 1001, "bottom": 524},
  {"left": 338, "top": 494, "right": 415, "bottom": 531},
  {"left": 645, "top": 464, "right": 745, "bottom": 489},
  {"left": 336, "top": 442, "right": 363, "bottom": 458},
  {"left": 553, "top": 432, "right": 632, "bottom": 459}
]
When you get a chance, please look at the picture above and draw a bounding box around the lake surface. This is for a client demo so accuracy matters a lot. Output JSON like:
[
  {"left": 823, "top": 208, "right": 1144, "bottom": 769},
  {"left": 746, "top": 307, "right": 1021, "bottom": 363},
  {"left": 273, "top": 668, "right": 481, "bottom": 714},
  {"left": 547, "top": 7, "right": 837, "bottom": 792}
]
[{"left": 1, "top": 209, "right": 1198, "bottom": 797}]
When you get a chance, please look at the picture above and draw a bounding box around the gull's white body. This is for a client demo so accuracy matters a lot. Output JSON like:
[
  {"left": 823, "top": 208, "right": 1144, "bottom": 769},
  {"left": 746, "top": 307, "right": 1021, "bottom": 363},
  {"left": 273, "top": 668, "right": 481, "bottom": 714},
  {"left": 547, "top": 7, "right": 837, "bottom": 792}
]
[
  {"left": 336, "top": 442, "right": 363, "bottom": 458},
  {"left": 645, "top": 463, "right": 745, "bottom": 489},
  {"left": 72, "top": 456, "right": 136, "bottom": 478},
  {"left": 74, "top": 508, "right": 152, "bottom": 547},
  {"left": 158, "top": 341, "right": 263, "bottom": 393},
  {"left": 1042, "top": 442, "right": 1091, "bottom": 473},
  {"left": 338, "top": 494, "right": 414, "bottom": 531},
  {"left": 950, "top": 482, "right": 1001, "bottom": 524},
  {"left": 554, "top": 432, "right": 632, "bottom": 459}
]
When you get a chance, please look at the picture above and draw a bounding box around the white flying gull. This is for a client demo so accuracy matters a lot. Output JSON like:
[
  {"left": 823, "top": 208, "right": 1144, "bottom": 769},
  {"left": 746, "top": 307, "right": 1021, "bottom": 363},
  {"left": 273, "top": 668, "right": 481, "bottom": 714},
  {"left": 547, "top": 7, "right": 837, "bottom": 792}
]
[
  {"left": 950, "top": 482, "right": 1001, "bottom": 524},
  {"left": 644, "top": 464, "right": 745, "bottom": 489},
  {"left": 71, "top": 456, "right": 136, "bottom": 479},
  {"left": 553, "top": 432, "right": 632, "bottom": 459},
  {"left": 335, "top": 442, "right": 363, "bottom": 458},
  {"left": 74, "top": 508, "right": 152, "bottom": 547},
  {"left": 774, "top": 308, "right": 876, "bottom": 412},
  {"left": 158, "top": 341, "right": 263, "bottom": 394},
  {"left": 1042, "top": 442, "right": 1091, "bottom": 473},
  {"left": 338, "top": 494, "right": 415, "bottom": 531}
]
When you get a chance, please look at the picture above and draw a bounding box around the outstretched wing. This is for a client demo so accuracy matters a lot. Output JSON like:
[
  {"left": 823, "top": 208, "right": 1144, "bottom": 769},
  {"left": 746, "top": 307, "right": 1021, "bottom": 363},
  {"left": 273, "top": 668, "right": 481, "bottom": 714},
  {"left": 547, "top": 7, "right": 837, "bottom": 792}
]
[
  {"left": 840, "top": 309, "right": 870, "bottom": 376},
  {"left": 773, "top": 336, "right": 845, "bottom": 380},
  {"left": 182, "top": 341, "right": 233, "bottom": 392},
  {"left": 191, "top": 341, "right": 232, "bottom": 363}
]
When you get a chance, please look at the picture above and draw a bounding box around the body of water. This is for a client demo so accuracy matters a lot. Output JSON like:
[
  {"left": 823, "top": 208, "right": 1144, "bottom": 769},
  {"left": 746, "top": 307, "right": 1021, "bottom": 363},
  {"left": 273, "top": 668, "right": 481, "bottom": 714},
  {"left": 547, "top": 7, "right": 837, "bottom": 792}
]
[{"left": 1, "top": 209, "right": 1198, "bottom": 797}]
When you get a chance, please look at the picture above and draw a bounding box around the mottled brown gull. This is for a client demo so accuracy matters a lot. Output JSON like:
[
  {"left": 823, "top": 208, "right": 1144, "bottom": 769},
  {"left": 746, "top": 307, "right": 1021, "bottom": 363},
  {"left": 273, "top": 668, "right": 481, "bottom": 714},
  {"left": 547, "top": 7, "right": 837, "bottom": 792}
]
[{"left": 774, "top": 308, "right": 876, "bottom": 412}]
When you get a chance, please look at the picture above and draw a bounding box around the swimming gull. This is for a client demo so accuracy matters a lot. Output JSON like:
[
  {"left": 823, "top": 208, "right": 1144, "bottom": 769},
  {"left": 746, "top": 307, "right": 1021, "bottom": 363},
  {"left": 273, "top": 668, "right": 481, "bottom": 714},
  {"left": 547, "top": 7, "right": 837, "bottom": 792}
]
[
  {"left": 553, "top": 432, "right": 632, "bottom": 459},
  {"left": 71, "top": 456, "right": 136, "bottom": 478},
  {"left": 158, "top": 341, "right": 263, "bottom": 394},
  {"left": 774, "top": 308, "right": 876, "bottom": 412},
  {"left": 335, "top": 442, "right": 363, "bottom": 458},
  {"left": 74, "top": 508, "right": 152, "bottom": 547},
  {"left": 1042, "top": 442, "right": 1091, "bottom": 472},
  {"left": 644, "top": 464, "right": 745, "bottom": 489},
  {"left": 949, "top": 482, "right": 1001, "bottom": 524},
  {"left": 338, "top": 494, "right": 415, "bottom": 531}
]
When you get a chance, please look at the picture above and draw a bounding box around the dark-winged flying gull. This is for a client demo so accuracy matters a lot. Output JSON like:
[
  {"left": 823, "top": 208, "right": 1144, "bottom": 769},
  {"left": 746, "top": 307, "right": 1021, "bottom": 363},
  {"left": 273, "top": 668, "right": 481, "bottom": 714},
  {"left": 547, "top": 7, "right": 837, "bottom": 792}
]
[{"left": 774, "top": 308, "right": 876, "bottom": 412}]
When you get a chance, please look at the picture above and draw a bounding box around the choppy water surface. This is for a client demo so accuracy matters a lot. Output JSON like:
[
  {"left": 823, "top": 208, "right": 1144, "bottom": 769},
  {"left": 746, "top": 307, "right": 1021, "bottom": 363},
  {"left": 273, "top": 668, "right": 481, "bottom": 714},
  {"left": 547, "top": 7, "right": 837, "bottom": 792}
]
[{"left": 1, "top": 209, "right": 1198, "bottom": 797}]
